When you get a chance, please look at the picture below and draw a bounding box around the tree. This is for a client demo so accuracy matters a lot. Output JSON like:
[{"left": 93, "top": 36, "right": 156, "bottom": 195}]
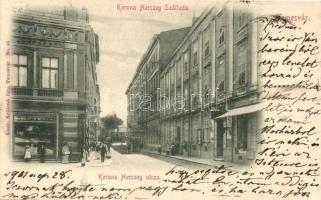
[{"left": 101, "top": 113, "right": 123, "bottom": 138}]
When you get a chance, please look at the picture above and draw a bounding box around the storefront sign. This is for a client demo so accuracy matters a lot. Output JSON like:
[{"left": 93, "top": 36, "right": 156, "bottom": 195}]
[{"left": 13, "top": 115, "right": 56, "bottom": 122}]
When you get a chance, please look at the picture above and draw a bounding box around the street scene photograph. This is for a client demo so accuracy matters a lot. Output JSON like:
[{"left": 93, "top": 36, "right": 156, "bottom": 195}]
[
  {"left": 6, "top": 0, "right": 261, "bottom": 168},
  {"left": 1, "top": 0, "right": 321, "bottom": 199}
]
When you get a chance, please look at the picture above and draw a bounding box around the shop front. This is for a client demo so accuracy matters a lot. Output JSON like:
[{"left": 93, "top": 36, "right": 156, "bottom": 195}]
[
  {"left": 215, "top": 103, "right": 263, "bottom": 164},
  {"left": 12, "top": 113, "right": 59, "bottom": 161}
]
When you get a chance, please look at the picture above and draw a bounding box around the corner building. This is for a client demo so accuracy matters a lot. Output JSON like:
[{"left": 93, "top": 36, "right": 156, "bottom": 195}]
[{"left": 10, "top": 7, "right": 101, "bottom": 162}]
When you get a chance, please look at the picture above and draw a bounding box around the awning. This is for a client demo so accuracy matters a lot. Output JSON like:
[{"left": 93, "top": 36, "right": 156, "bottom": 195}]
[{"left": 216, "top": 103, "right": 263, "bottom": 119}]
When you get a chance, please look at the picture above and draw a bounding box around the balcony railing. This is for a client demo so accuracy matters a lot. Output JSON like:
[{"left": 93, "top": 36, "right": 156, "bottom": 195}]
[
  {"left": 11, "top": 87, "right": 33, "bottom": 96},
  {"left": 12, "top": 87, "right": 63, "bottom": 98},
  {"left": 11, "top": 87, "right": 87, "bottom": 102},
  {"left": 38, "top": 89, "right": 63, "bottom": 98}
]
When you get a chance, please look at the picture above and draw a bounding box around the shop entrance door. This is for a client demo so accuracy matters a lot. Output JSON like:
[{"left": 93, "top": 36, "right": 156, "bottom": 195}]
[{"left": 216, "top": 120, "right": 224, "bottom": 157}]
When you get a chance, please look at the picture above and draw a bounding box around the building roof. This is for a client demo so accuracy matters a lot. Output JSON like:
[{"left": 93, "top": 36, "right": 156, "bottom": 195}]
[
  {"left": 158, "top": 27, "right": 190, "bottom": 70},
  {"left": 13, "top": 6, "right": 91, "bottom": 29},
  {"left": 126, "top": 27, "right": 190, "bottom": 94}
]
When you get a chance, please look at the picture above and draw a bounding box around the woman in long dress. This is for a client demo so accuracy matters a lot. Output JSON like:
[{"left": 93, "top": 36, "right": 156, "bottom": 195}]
[
  {"left": 24, "top": 145, "right": 31, "bottom": 162},
  {"left": 62, "top": 142, "right": 70, "bottom": 164},
  {"left": 81, "top": 147, "right": 87, "bottom": 166}
]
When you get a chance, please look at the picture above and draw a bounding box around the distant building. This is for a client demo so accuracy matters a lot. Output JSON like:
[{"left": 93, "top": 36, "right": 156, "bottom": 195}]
[
  {"left": 10, "top": 7, "right": 101, "bottom": 162},
  {"left": 126, "top": 2, "right": 262, "bottom": 164},
  {"left": 111, "top": 125, "right": 128, "bottom": 142},
  {"left": 126, "top": 27, "right": 190, "bottom": 151}
]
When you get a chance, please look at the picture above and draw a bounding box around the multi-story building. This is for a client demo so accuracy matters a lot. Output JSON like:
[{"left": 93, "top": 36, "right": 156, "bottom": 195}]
[
  {"left": 10, "top": 7, "right": 101, "bottom": 162},
  {"left": 127, "top": 2, "right": 262, "bottom": 164},
  {"left": 158, "top": 3, "right": 262, "bottom": 164},
  {"left": 126, "top": 27, "right": 190, "bottom": 150}
]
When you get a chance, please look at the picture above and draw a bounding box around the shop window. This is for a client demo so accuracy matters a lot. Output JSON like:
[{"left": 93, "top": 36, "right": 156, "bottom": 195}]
[
  {"left": 13, "top": 122, "right": 56, "bottom": 159},
  {"left": 11, "top": 54, "right": 27, "bottom": 87},
  {"left": 42, "top": 57, "right": 58, "bottom": 89},
  {"left": 237, "top": 116, "right": 248, "bottom": 150}
]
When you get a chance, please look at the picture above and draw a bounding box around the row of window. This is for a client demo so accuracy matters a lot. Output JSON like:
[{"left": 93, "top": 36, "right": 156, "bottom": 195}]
[
  {"left": 11, "top": 54, "right": 58, "bottom": 89},
  {"left": 146, "top": 53, "right": 158, "bottom": 77},
  {"left": 161, "top": 42, "right": 247, "bottom": 94}
]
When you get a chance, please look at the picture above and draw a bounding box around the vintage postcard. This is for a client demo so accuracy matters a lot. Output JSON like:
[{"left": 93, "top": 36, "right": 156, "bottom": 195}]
[{"left": 0, "top": 0, "right": 320, "bottom": 199}]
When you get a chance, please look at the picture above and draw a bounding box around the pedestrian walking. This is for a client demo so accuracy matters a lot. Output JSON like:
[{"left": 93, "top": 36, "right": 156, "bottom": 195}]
[
  {"left": 165, "top": 142, "right": 170, "bottom": 156},
  {"left": 96, "top": 143, "right": 101, "bottom": 160},
  {"left": 85, "top": 145, "right": 90, "bottom": 162},
  {"left": 81, "top": 147, "right": 87, "bottom": 167},
  {"left": 62, "top": 142, "right": 70, "bottom": 164},
  {"left": 157, "top": 144, "right": 162, "bottom": 155},
  {"left": 89, "top": 146, "right": 95, "bottom": 161},
  {"left": 183, "top": 141, "right": 188, "bottom": 156},
  {"left": 106, "top": 147, "right": 111, "bottom": 159},
  {"left": 24, "top": 145, "right": 31, "bottom": 162},
  {"left": 100, "top": 144, "right": 107, "bottom": 163},
  {"left": 38, "top": 143, "right": 46, "bottom": 163}
]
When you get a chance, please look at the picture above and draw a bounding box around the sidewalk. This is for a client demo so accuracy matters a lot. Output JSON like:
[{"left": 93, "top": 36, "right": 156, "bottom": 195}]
[
  {"left": 81, "top": 149, "right": 114, "bottom": 167},
  {"left": 140, "top": 148, "right": 243, "bottom": 171},
  {"left": 8, "top": 148, "right": 118, "bottom": 168}
]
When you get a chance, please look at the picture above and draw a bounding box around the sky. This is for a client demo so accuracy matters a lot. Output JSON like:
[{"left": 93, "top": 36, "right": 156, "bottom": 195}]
[
  {"left": 10, "top": 0, "right": 210, "bottom": 124},
  {"left": 88, "top": 1, "right": 193, "bottom": 124}
]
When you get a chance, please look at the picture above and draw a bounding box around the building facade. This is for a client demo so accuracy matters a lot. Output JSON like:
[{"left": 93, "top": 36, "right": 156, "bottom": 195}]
[
  {"left": 10, "top": 7, "right": 101, "bottom": 162},
  {"left": 127, "top": 2, "right": 262, "bottom": 164},
  {"left": 126, "top": 28, "right": 190, "bottom": 151},
  {"left": 161, "top": 3, "right": 261, "bottom": 164}
]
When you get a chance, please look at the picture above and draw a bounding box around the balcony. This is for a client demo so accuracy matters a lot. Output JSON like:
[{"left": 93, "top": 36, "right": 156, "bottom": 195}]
[
  {"left": 12, "top": 87, "right": 33, "bottom": 96},
  {"left": 11, "top": 87, "right": 87, "bottom": 102},
  {"left": 12, "top": 87, "right": 63, "bottom": 100},
  {"left": 38, "top": 89, "right": 63, "bottom": 98}
]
